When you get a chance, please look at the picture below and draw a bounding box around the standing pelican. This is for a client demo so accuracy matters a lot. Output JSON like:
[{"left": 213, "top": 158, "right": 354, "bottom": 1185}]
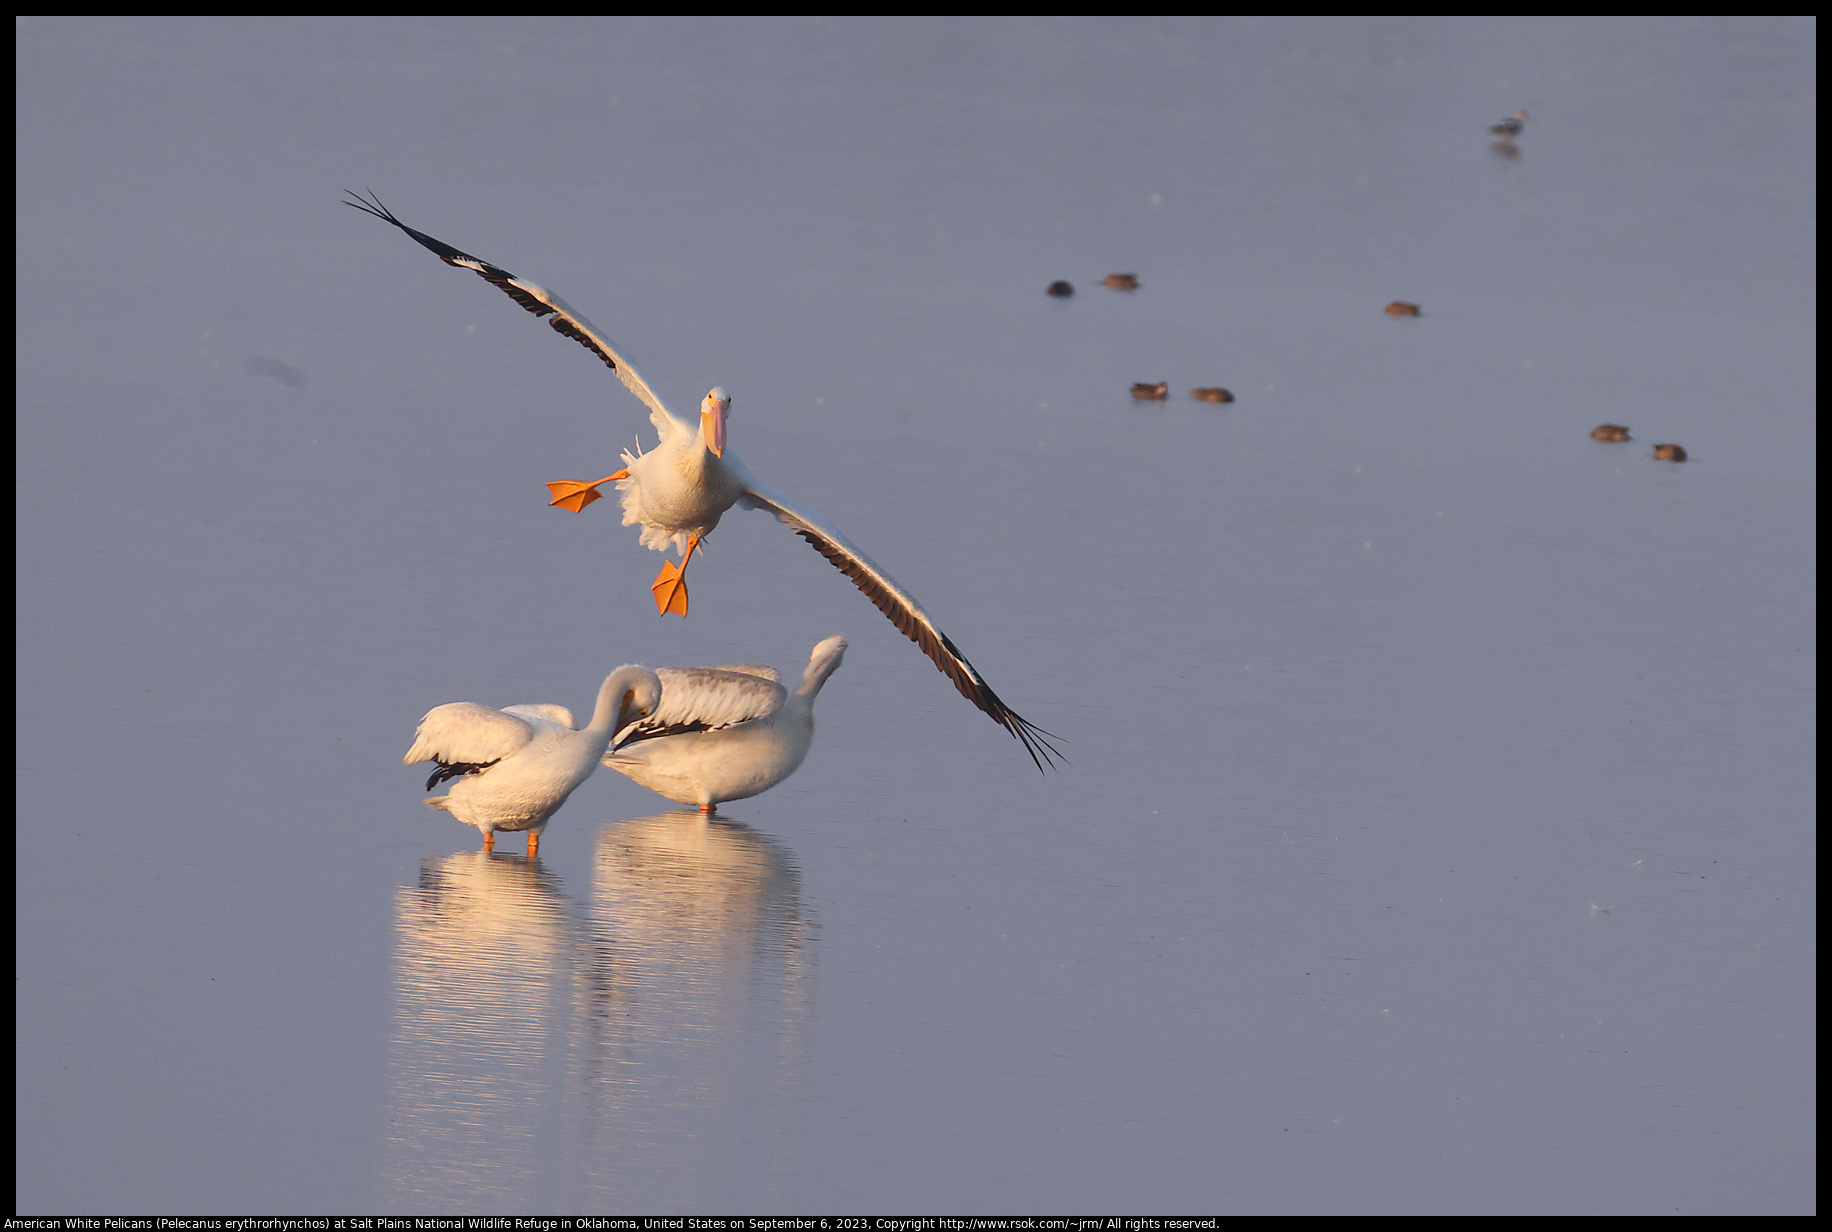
[
  {"left": 349, "top": 192, "right": 1058, "bottom": 769},
  {"left": 403, "top": 666, "right": 662, "bottom": 855},
  {"left": 606, "top": 635, "right": 847, "bottom": 813}
]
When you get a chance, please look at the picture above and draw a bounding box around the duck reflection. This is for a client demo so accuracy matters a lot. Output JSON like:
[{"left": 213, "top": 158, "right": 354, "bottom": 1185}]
[{"left": 381, "top": 818, "right": 813, "bottom": 1210}]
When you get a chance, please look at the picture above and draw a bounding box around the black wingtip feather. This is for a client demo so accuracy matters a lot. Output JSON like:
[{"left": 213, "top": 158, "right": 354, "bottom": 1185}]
[
  {"left": 349, "top": 190, "right": 627, "bottom": 376},
  {"left": 346, "top": 190, "right": 500, "bottom": 274},
  {"left": 425, "top": 758, "right": 500, "bottom": 791},
  {"left": 789, "top": 525, "right": 1064, "bottom": 772}
]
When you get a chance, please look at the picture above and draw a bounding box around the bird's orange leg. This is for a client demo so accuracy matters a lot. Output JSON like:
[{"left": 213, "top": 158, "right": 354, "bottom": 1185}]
[
  {"left": 650, "top": 535, "right": 699, "bottom": 617},
  {"left": 527, "top": 831, "right": 540, "bottom": 858},
  {"left": 547, "top": 470, "right": 628, "bottom": 513},
  {"left": 483, "top": 831, "right": 496, "bottom": 852},
  {"left": 698, "top": 803, "right": 717, "bottom": 816}
]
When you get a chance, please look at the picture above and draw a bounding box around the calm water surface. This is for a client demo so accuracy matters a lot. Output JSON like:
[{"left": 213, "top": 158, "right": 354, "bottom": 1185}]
[{"left": 17, "top": 16, "right": 1814, "bottom": 1214}]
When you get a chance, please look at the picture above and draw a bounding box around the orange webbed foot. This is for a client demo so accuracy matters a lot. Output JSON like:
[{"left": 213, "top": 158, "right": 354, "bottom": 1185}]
[
  {"left": 651, "top": 560, "right": 690, "bottom": 617},
  {"left": 649, "top": 535, "right": 699, "bottom": 617},
  {"left": 546, "top": 470, "right": 628, "bottom": 513}
]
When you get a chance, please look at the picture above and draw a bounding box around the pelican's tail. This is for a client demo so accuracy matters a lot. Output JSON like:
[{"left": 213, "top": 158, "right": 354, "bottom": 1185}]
[{"left": 423, "top": 796, "right": 453, "bottom": 812}]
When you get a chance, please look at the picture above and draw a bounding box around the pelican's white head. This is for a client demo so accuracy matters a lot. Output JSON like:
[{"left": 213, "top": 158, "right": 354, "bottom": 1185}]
[{"left": 701, "top": 387, "right": 730, "bottom": 457}]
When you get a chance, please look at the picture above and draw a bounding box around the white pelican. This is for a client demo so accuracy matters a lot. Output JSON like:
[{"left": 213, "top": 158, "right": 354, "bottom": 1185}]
[
  {"left": 403, "top": 665, "right": 662, "bottom": 855},
  {"left": 348, "top": 192, "right": 1060, "bottom": 769},
  {"left": 605, "top": 635, "right": 847, "bottom": 813}
]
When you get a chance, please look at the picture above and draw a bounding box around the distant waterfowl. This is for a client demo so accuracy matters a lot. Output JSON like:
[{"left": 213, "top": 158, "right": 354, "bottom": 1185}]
[
  {"left": 405, "top": 667, "right": 662, "bottom": 855},
  {"left": 1102, "top": 273, "right": 1140, "bottom": 290},
  {"left": 1384, "top": 301, "right": 1422, "bottom": 317},
  {"left": 1046, "top": 281, "right": 1074, "bottom": 298},
  {"left": 1591, "top": 424, "right": 1632, "bottom": 442},
  {"left": 1131, "top": 382, "right": 1168, "bottom": 400},
  {"left": 1191, "top": 388, "right": 1235, "bottom": 403},
  {"left": 1489, "top": 110, "right": 1530, "bottom": 140},
  {"left": 349, "top": 191, "right": 1058, "bottom": 770},
  {"left": 1653, "top": 443, "right": 1688, "bottom": 462},
  {"left": 606, "top": 636, "right": 847, "bottom": 813}
]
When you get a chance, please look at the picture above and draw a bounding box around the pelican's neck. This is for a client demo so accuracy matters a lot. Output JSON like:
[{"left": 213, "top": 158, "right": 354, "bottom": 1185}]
[
  {"left": 582, "top": 666, "right": 656, "bottom": 755},
  {"left": 670, "top": 428, "right": 750, "bottom": 504},
  {"left": 676, "top": 434, "right": 723, "bottom": 478},
  {"left": 795, "top": 637, "right": 848, "bottom": 699}
]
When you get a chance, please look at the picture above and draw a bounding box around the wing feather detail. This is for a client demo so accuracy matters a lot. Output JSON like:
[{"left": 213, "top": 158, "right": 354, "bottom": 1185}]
[
  {"left": 699, "top": 665, "right": 783, "bottom": 684},
  {"left": 615, "top": 667, "right": 788, "bottom": 746},
  {"left": 404, "top": 702, "right": 537, "bottom": 788},
  {"left": 501, "top": 703, "right": 577, "bottom": 731},
  {"left": 345, "top": 191, "right": 685, "bottom": 439},
  {"left": 740, "top": 483, "right": 1061, "bottom": 769}
]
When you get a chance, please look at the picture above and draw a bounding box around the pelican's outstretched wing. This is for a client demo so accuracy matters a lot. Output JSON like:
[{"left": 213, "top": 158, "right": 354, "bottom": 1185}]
[
  {"left": 613, "top": 667, "right": 788, "bottom": 748},
  {"left": 739, "top": 482, "right": 1062, "bottom": 770},
  {"left": 404, "top": 702, "right": 536, "bottom": 790},
  {"left": 344, "top": 191, "right": 686, "bottom": 439}
]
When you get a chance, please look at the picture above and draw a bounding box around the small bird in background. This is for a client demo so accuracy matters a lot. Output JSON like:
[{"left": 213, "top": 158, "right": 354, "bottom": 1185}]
[{"left": 1490, "top": 109, "right": 1530, "bottom": 141}]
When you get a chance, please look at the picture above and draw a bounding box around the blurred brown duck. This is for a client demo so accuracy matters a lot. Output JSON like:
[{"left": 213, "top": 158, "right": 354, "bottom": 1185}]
[
  {"left": 1591, "top": 424, "right": 1632, "bottom": 442},
  {"left": 1130, "top": 382, "right": 1168, "bottom": 400},
  {"left": 1489, "top": 110, "right": 1529, "bottom": 140}
]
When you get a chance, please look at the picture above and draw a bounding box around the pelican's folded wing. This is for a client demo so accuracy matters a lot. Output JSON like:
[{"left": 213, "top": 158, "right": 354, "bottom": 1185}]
[
  {"left": 345, "top": 191, "right": 686, "bottom": 440},
  {"left": 700, "top": 665, "right": 784, "bottom": 684},
  {"left": 611, "top": 667, "right": 787, "bottom": 751},
  {"left": 739, "top": 482, "right": 1061, "bottom": 769},
  {"left": 502, "top": 703, "right": 578, "bottom": 731},
  {"left": 404, "top": 700, "right": 536, "bottom": 781}
]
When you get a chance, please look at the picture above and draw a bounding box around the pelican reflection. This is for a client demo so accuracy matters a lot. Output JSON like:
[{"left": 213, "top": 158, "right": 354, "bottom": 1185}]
[
  {"left": 382, "top": 851, "right": 603, "bottom": 1210},
  {"left": 381, "top": 817, "right": 814, "bottom": 1210},
  {"left": 569, "top": 811, "right": 815, "bottom": 1203}
]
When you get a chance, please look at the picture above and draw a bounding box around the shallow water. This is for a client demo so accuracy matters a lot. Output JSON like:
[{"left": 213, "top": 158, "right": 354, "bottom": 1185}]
[{"left": 17, "top": 16, "right": 1814, "bottom": 1214}]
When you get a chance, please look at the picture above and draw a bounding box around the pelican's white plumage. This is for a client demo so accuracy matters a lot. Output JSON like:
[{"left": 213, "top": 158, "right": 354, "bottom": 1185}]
[
  {"left": 348, "top": 192, "right": 1059, "bottom": 769},
  {"left": 605, "top": 635, "right": 847, "bottom": 812},
  {"left": 404, "top": 665, "right": 662, "bottom": 854}
]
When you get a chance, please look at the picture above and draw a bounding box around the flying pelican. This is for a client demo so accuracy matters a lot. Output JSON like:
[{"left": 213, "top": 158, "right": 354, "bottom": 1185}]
[
  {"left": 348, "top": 192, "right": 1059, "bottom": 769},
  {"left": 404, "top": 666, "right": 662, "bottom": 855},
  {"left": 606, "top": 635, "right": 847, "bottom": 813}
]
